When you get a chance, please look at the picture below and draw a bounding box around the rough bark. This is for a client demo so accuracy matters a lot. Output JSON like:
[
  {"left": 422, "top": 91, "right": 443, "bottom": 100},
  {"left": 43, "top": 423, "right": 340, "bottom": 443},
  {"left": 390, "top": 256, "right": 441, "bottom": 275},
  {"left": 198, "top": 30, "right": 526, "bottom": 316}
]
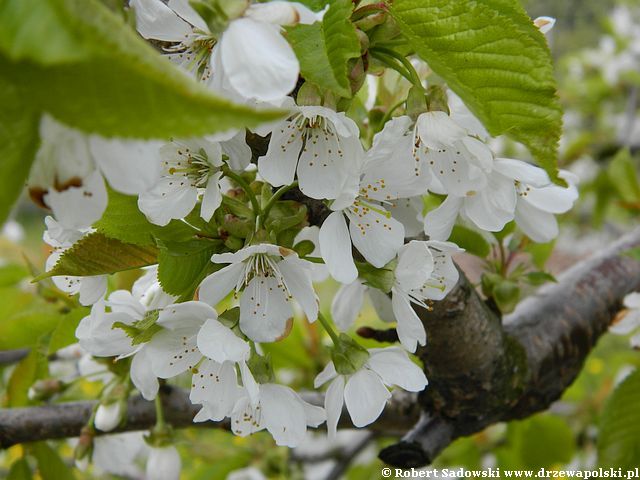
[{"left": 380, "top": 227, "right": 640, "bottom": 467}]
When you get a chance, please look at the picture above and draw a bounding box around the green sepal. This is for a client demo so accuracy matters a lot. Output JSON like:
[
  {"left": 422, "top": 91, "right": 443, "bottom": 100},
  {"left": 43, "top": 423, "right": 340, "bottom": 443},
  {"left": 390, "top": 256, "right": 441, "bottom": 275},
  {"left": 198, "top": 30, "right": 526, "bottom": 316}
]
[
  {"left": 357, "top": 259, "right": 396, "bottom": 294},
  {"left": 331, "top": 333, "right": 370, "bottom": 375},
  {"left": 112, "top": 310, "right": 161, "bottom": 346}
]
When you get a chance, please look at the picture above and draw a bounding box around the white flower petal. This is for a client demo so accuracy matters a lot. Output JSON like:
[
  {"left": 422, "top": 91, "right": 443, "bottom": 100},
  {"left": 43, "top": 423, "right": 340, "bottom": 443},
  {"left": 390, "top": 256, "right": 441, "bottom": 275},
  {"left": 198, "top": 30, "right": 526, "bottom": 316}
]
[
  {"left": 130, "top": 348, "right": 159, "bottom": 401},
  {"left": 396, "top": 241, "right": 434, "bottom": 292},
  {"left": 314, "top": 361, "right": 338, "bottom": 388},
  {"left": 624, "top": 292, "right": 640, "bottom": 310},
  {"left": 416, "top": 111, "right": 467, "bottom": 149},
  {"left": 278, "top": 256, "right": 319, "bottom": 322},
  {"left": 319, "top": 212, "right": 358, "bottom": 284},
  {"left": 367, "top": 347, "right": 428, "bottom": 391},
  {"left": 325, "top": 375, "right": 345, "bottom": 438},
  {"left": 344, "top": 369, "right": 391, "bottom": 427},
  {"left": 423, "top": 195, "right": 463, "bottom": 241},
  {"left": 138, "top": 177, "right": 198, "bottom": 226},
  {"left": 231, "top": 395, "right": 264, "bottom": 437},
  {"left": 44, "top": 170, "right": 108, "bottom": 230},
  {"left": 197, "top": 318, "right": 250, "bottom": 363},
  {"left": 190, "top": 359, "right": 242, "bottom": 420},
  {"left": 239, "top": 274, "right": 292, "bottom": 342},
  {"left": 260, "top": 384, "right": 308, "bottom": 447},
  {"left": 258, "top": 119, "right": 303, "bottom": 187},
  {"left": 347, "top": 205, "right": 404, "bottom": 268},
  {"left": 463, "top": 173, "right": 516, "bottom": 232},
  {"left": 157, "top": 301, "right": 215, "bottom": 330},
  {"left": 197, "top": 262, "right": 244, "bottom": 307},
  {"left": 494, "top": 158, "right": 550, "bottom": 187},
  {"left": 130, "top": 0, "right": 192, "bottom": 41},
  {"left": 391, "top": 290, "right": 426, "bottom": 353},
  {"left": 78, "top": 275, "right": 108, "bottom": 306},
  {"left": 514, "top": 200, "right": 558, "bottom": 243},
  {"left": 167, "top": 0, "right": 208, "bottom": 31},
  {"left": 331, "top": 280, "right": 366, "bottom": 331},
  {"left": 200, "top": 171, "right": 223, "bottom": 222},
  {"left": 90, "top": 137, "right": 161, "bottom": 195},
  {"left": 220, "top": 131, "right": 252, "bottom": 171},
  {"left": 368, "top": 288, "right": 396, "bottom": 323},
  {"left": 610, "top": 310, "right": 640, "bottom": 335},
  {"left": 220, "top": 18, "right": 299, "bottom": 102}
]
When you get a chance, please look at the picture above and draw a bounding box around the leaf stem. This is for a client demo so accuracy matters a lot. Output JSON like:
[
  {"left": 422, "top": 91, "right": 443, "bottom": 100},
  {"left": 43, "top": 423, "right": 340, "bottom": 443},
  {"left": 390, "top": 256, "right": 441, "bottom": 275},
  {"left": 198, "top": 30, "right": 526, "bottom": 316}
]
[{"left": 370, "top": 50, "right": 414, "bottom": 84}]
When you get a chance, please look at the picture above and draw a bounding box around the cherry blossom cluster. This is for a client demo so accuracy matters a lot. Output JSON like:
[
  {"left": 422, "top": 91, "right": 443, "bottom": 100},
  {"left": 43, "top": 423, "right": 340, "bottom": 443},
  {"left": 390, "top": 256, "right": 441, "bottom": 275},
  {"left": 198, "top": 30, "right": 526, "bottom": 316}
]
[{"left": 26, "top": 1, "right": 578, "bottom": 477}]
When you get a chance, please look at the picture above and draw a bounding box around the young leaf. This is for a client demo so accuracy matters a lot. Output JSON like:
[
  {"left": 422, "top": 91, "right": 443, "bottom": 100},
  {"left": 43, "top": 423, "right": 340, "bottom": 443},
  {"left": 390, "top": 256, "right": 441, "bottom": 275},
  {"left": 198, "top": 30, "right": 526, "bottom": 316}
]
[
  {"left": 598, "top": 369, "right": 640, "bottom": 469},
  {"left": 48, "top": 307, "right": 90, "bottom": 354},
  {"left": 38, "top": 232, "right": 158, "bottom": 280},
  {"left": 7, "top": 347, "right": 48, "bottom": 407},
  {"left": 523, "top": 271, "right": 556, "bottom": 286},
  {"left": 287, "top": 0, "right": 361, "bottom": 98},
  {"left": 7, "top": 458, "right": 32, "bottom": 480},
  {"left": 95, "top": 187, "right": 197, "bottom": 246},
  {"left": 0, "top": 288, "right": 64, "bottom": 350},
  {"left": 449, "top": 225, "right": 491, "bottom": 258},
  {"left": 31, "top": 442, "right": 75, "bottom": 480},
  {"left": 0, "top": 74, "right": 40, "bottom": 225},
  {"left": 390, "top": 0, "right": 563, "bottom": 183},
  {"left": 158, "top": 239, "right": 221, "bottom": 297},
  {"left": 0, "top": 0, "right": 284, "bottom": 138}
]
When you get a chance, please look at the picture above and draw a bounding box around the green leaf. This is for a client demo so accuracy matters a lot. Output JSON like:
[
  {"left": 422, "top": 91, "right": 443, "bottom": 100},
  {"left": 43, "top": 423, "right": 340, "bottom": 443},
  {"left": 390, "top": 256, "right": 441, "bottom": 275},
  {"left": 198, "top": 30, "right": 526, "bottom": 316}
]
[
  {"left": 31, "top": 442, "right": 75, "bottom": 480},
  {"left": 94, "top": 187, "right": 197, "bottom": 246},
  {"left": 496, "top": 414, "right": 575, "bottom": 469},
  {"left": 608, "top": 148, "right": 640, "bottom": 203},
  {"left": 523, "top": 271, "right": 556, "bottom": 286},
  {"left": 390, "top": 0, "right": 563, "bottom": 183},
  {"left": 524, "top": 240, "right": 555, "bottom": 269},
  {"left": 48, "top": 307, "right": 90, "bottom": 354},
  {"left": 158, "top": 239, "right": 221, "bottom": 297},
  {"left": 0, "top": 288, "right": 64, "bottom": 350},
  {"left": 7, "top": 458, "right": 32, "bottom": 480},
  {"left": 7, "top": 347, "right": 48, "bottom": 407},
  {"left": 288, "top": 0, "right": 361, "bottom": 98},
  {"left": 0, "top": 74, "right": 40, "bottom": 224},
  {"left": 598, "top": 369, "right": 640, "bottom": 469},
  {"left": 0, "top": 0, "right": 284, "bottom": 138},
  {"left": 449, "top": 225, "right": 491, "bottom": 258},
  {"left": 37, "top": 232, "right": 158, "bottom": 280}
]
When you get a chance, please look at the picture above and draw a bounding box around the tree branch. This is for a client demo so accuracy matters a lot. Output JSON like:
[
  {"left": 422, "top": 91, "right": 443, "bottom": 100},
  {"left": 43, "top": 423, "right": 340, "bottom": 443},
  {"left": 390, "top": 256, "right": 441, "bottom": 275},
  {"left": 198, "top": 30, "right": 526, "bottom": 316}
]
[
  {"left": 380, "top": 227, "right": 640, "bottom": 467},
  {"left": 0, "top": 388, "right": 419, "bottom": 449}
]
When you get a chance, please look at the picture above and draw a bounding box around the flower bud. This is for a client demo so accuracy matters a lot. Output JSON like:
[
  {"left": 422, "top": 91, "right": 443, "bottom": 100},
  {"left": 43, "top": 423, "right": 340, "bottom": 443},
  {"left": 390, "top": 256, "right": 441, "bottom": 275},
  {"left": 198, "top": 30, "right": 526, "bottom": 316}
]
[
  {"left": 94, "top": 402, "right": 123, "bottom": 432},
  {"left": 74, "top": 426, "right": 94, "bottom": 470},
  {"left": 146, "top": 446, "right": 182, "bottom": 480},
  {"left": 28, "top": 378, "right": 66, "bottom": 402}
]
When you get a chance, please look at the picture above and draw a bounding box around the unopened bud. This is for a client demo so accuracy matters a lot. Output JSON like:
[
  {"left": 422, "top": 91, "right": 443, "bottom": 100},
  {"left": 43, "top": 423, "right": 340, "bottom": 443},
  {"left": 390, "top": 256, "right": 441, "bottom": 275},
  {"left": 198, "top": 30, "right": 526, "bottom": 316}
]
[
  {"left": 74, "top": 426, "right": 94, "bottom": 469},
  {"left": 28, "top": 378, "right": 66, "bottom": 401},
  {"left": 94, "top": 401, "right": 124, "bottom": 432}
]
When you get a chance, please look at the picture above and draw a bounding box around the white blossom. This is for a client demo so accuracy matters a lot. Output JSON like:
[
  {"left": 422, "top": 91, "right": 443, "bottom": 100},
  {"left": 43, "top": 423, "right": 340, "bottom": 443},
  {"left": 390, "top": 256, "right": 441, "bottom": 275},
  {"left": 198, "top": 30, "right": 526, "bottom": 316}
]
[
  {"left": 314, "top": 347, "right": 427, "bottom": 437},
  {"left": 198, "top": 244, "right": 318, "bottom": 342},
  {"left": 138, "top": 134, "right": 250, "bottom": 226},
  {"left": 258, "top": 105, "right": 364, "bottom": 200},
  {"left": 131, "top": 0, "right": 324, "bottom": 102}
]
